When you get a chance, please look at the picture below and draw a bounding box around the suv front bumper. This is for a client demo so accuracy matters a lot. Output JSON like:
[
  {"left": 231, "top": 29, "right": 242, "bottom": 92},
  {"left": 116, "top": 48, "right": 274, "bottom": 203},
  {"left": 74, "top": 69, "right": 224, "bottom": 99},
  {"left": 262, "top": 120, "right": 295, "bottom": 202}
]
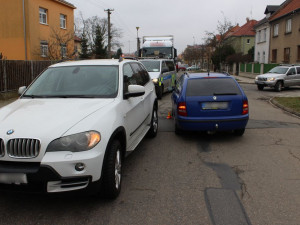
[
  {"left": 0, "top": 149, "right": 105, "bottom": 193},
  {"left": 255, "top": 80, "right": 276, "bottom": 87}
]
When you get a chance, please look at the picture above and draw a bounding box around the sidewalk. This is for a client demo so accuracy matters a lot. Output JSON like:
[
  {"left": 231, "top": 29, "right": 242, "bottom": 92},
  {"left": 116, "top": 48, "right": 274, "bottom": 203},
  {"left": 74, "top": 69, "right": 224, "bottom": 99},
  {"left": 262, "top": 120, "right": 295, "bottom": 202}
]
[{"left": 231, "top": 72, "right": 256, "bottom": 84}]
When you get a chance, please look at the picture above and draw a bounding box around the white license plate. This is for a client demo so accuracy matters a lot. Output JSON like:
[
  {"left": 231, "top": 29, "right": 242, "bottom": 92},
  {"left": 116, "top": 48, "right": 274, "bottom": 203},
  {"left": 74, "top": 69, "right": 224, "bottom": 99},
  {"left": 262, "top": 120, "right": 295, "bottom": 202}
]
[
  {"left": 0, "top": 173, "right": 28, "bottom": 184},
  {"left": 202, "top": 102, "right": 228, "bottom": 110}
]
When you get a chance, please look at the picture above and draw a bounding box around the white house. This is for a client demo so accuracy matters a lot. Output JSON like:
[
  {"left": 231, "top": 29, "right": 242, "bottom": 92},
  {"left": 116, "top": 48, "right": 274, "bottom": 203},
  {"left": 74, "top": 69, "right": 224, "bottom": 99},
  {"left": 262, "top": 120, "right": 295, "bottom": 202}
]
[{"left": 254, "top": 5, "right": 280, "bottom": 64}]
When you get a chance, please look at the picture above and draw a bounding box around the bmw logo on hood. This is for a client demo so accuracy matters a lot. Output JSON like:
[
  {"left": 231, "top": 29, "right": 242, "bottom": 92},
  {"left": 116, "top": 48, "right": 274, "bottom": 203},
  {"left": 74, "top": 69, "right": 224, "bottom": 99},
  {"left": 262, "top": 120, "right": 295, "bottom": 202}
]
[
  {"left": 213, "top": 96, "right": 217, "bottom": 100},
  {"left": 7, "top": 129, "right": 14, "bottom": 135}
]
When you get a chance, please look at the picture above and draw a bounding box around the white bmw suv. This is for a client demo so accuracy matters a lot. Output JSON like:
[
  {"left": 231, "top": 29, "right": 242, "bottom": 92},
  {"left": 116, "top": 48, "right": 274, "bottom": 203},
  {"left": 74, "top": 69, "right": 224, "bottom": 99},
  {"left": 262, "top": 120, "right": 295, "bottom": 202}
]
[{"left": 0, "top": 59, "right": 158, "bottom": 199}]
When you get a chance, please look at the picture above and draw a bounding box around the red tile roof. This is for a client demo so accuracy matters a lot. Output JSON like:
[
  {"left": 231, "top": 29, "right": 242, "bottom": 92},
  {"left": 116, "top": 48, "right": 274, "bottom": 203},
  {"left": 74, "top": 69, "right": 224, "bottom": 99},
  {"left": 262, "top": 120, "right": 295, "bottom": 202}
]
[
  {"left": 216, "top": 25, "right": 240, "bottom": 41},
  {"left": 230, "top": 19, "right": 258, "bottom": 36},
  {"left": 269, "top": 0, "right": 300, "bottom": 21},
  {"left": 224, "top": 25, "right": 240, "bottom": 38},
  {"left": 74, "top": 36, "right": 82, "bottom": 42}
]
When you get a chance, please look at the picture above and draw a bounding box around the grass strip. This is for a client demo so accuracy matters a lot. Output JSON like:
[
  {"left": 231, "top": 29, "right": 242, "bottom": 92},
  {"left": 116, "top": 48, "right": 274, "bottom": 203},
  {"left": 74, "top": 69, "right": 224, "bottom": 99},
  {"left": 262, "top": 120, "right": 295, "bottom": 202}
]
[{"left": 273, "top": 97, "right": 300, "bottom": 114}]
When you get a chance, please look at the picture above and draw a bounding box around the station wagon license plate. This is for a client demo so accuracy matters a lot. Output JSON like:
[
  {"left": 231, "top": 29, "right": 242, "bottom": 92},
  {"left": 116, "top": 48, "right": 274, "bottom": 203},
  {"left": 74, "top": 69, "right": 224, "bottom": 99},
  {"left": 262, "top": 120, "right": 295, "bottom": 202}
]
[
  {"left": 202, "top": 102, "right": 228, "bottom": 110},
  {"left": 0, "top": 173, "right": 28, "bottom": 184}
]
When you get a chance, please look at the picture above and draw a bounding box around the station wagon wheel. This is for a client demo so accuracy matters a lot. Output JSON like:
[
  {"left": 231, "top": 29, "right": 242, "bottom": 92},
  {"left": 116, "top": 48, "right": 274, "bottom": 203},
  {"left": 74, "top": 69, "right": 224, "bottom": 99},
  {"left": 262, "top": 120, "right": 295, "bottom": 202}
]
[
  {"left": 147, "top": 106, "right": 158, "bottom": 138},
  {"left": 157, "top": 85, "right": 163, "bottom": 99},
  {"left": 102, "top": 139, "right": 122, "bottom": 199},
  {"left": 274, "top": 81, "right": 283, "bottom": 92},
  {"left": 174, "top": 122, "right": 183, "bottom": 135},
  {"left": 234, "top": 128, "right": 245, "bottom": 136}
]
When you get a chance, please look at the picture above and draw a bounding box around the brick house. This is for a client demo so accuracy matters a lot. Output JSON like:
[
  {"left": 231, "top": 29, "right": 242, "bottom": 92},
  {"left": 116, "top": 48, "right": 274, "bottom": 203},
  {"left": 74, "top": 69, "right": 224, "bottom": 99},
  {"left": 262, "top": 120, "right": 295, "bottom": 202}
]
[
  {"left": 268, "top": 0, "right": 300, "bottom": 64},
  {"left": 0, "top": 0, "right": 76, "bottom": 60},
  {"left": 224, "top": 18, "right": 258, "bottom": 55}
]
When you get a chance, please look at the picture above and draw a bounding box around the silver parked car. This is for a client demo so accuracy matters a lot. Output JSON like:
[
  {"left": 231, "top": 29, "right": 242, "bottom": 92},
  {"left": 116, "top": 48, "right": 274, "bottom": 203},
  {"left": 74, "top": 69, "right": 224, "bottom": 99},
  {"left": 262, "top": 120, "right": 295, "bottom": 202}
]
[{"left": 255, "top": 65, "right": 300, "bottom": 92}]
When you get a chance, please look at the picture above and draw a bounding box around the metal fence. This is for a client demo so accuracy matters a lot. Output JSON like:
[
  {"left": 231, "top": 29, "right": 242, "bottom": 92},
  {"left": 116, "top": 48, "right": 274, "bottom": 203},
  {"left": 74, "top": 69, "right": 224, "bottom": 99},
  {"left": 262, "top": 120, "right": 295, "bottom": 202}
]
[{"left": 0, "top": 60, "right": 55, "bottom": 92}]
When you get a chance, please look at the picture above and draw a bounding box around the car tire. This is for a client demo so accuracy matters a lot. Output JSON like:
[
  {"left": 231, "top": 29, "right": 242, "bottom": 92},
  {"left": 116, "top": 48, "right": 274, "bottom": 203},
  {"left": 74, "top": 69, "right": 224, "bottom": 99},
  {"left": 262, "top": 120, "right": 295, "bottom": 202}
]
[
  {"left": 175, "top": 123, "right": 183, "bottom": 135},
  {"left": 257, "top": 84, "right": 264, "bottom": 91},
  {"left": 274, "top": 81, "right": 283, "bottom": 92},
  {"left": 101, "top": 139, "right": 122, "bottom": 199},
  {"left": 147, "top": 106, "right": 158, "bottom": 138},
  {"left": 157, "top": 85, "right": 163, "bottom": 99},
  {"left": 234, "top": 128, "right": 245, "bottom": 136}
]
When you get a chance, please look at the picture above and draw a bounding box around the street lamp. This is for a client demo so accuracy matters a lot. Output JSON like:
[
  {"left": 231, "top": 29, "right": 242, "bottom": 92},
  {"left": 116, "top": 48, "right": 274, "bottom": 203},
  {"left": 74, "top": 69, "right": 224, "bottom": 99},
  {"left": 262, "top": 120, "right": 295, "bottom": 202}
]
[{"left": 136, "top": 27, "right": 140, "bottom": 54}]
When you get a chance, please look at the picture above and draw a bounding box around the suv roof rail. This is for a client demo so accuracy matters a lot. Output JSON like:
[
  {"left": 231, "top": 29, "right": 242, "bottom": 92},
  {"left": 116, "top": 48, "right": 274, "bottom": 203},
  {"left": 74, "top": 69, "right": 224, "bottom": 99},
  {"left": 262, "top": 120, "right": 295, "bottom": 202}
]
[{"left": 279, "top": 64, "right": 295, "bottom": 66}]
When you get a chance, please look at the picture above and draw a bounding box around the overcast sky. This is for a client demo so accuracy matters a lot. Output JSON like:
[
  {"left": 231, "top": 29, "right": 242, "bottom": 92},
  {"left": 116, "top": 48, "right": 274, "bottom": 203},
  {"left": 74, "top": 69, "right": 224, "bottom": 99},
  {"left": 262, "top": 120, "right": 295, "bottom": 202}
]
[{"left": 67, "top": 0, "right": 284, "bottom": 54}]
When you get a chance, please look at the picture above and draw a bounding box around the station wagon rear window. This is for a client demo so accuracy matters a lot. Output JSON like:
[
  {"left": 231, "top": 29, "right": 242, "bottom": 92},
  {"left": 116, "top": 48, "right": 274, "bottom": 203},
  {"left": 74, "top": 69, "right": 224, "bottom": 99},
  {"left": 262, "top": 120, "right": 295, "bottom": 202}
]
[{"left": 186, "top": 78, "right": 242, "bottom": 96}]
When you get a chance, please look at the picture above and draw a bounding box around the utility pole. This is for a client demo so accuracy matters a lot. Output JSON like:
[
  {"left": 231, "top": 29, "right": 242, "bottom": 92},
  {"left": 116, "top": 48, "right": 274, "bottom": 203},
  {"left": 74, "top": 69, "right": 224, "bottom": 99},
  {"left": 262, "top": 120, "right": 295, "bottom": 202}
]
[
  {"left": 104, "top": 9, "right": 114, "bottom": 58},
  {"left": 136, "top": 27, "right": 140, "bottom": 55}
]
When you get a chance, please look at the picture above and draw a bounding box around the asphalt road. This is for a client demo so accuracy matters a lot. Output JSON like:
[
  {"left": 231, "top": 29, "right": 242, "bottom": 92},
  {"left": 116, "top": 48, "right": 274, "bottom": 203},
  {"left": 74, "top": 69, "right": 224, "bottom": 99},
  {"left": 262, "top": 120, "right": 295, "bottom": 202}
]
[{"left": 0, "top": 83, "right": 300, "bottom": 225}]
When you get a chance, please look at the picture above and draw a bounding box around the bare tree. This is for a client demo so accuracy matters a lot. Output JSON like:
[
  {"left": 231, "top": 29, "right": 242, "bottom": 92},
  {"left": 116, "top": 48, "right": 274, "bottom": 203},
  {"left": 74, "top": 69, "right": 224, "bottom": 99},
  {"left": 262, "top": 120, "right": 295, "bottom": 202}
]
[
  {"left": 76, "top": 14, "right": 123, "bottom": 55},
  {"left": 204, "top": 15, "right": 233, "bottom": 70},
  {"left": 33, "top": 27, "right": 75, "bottom": 60},
  {"left": 48, "top": 27, "right": 75, "bottom": 60}
]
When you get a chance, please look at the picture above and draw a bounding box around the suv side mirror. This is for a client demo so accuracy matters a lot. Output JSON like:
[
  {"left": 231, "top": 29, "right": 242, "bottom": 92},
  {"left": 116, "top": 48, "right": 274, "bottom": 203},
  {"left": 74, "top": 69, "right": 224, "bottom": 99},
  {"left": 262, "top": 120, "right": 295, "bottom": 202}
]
[
  {"left": 162, "top": 68, "right": 168, "bottom": 73},
  {"left": 124, "top": 85, "right": 145, "bottom": 99},
  {"left": 18, "top": 86, "right": 27, "bottom": 96}
]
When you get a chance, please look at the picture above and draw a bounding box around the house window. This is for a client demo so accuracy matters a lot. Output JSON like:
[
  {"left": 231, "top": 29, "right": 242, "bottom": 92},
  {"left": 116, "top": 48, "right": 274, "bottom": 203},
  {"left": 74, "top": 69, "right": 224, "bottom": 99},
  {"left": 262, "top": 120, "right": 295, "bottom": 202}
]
[
  {"left": 272, "top": 49, "right": 277, "bottom": 63},
  {"left": 273, "top": 24, "right": 279, "bottom": 36},
  {"left": 246, "top": 39, "right": 250, "bottom": 44},
  {"left": 39, "top": 8, "right": 47, "bottom": 24},
  {"left": 257, "top": 52, "right": 260, "bottom": 62},
  {"left": 258, "top": 30, "right": 261, "bottom": 43},
  {"left": 262, "top": 51, "right": 265, "bottom": 63},
  {"left": 263, "top": 28, "right": 267, "bottom": 42},
  {"left": 284, "top": 48, "right": 290, "bottom": 63},
  {"left": 286, "top": 19, "right": 292, "bottom": 33},
  {"left": 60, "top": 14, "right": 66, "bottom": 29},
  {"left": 40, "top": 42, "right": 48, "bottom": 57},
  {"left": 61, "top": 44, "right": 67, "bottom": 58}
]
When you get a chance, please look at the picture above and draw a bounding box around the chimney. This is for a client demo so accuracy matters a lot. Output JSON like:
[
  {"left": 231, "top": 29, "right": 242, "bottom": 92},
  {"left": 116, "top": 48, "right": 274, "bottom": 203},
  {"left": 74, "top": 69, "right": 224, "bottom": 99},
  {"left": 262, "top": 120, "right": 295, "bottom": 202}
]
[{"left": 246, "top": 17, "right": 250, "bottom": 22}]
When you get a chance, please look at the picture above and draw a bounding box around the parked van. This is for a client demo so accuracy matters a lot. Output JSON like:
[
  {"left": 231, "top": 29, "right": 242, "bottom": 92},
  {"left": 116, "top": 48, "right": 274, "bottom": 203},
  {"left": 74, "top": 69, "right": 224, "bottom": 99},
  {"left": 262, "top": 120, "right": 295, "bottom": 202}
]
[{"left": 140, "top": 59, "right": 177, "bottom": 99}]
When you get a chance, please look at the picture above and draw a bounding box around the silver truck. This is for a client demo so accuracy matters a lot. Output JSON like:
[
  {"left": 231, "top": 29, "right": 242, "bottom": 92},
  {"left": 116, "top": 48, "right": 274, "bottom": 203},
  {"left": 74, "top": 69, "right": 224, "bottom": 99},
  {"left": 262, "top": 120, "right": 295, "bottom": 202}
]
[{"left": 255, "top": 65, "right": 300, "bottom": 91}]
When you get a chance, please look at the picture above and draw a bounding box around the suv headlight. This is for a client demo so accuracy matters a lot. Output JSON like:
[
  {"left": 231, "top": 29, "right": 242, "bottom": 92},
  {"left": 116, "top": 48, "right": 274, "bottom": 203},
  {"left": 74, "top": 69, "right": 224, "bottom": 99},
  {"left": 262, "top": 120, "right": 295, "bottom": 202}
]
[
  {"left": 267, "top": 77, "right": 275, "bottom": 81},
  {"left": 152, "top": 78, "right": 158, "bottom": 83},
  {"left": 46, "top": 131, "right": 101, "bottom": 152},
  {"left": 255, "top": 76, "right": 258, "bottom": 81}
]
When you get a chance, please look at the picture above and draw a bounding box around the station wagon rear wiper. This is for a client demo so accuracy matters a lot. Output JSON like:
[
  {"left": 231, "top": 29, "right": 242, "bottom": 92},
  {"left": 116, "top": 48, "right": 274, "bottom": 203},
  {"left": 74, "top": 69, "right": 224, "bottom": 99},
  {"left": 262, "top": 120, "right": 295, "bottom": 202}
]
[{"left": 213, "top": 93, "right": 237, "bottom": 95}]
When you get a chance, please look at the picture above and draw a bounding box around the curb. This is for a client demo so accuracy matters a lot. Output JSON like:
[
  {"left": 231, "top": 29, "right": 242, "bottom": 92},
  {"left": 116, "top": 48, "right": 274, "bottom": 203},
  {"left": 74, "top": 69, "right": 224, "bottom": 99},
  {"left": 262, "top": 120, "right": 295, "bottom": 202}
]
[{"left": 269, "top": 97, "right": 300, "bottom": 119}]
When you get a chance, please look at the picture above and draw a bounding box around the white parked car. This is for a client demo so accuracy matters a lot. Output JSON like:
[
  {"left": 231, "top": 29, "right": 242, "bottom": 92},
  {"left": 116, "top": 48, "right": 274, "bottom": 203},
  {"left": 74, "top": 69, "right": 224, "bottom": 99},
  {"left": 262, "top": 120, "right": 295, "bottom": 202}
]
[
  {"left": 0, "top": 59, "right": 158, "bottom": 199},
  {"left": 140, "top": 59, "right": 177, "bottom": 99}
]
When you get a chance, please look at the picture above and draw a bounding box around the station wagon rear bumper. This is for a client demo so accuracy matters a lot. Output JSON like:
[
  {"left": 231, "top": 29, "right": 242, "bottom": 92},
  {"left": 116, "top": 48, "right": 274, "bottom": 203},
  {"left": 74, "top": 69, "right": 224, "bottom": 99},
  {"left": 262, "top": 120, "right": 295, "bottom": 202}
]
[{"left": 176, "top": 115, "right": 249, "bottom": 131}]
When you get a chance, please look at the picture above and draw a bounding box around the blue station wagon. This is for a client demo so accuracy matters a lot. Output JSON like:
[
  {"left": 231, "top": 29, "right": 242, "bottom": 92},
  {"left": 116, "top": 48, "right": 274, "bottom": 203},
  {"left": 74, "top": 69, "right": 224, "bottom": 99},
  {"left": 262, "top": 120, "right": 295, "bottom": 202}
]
[{"left": 171, "top": 73, "right": 249, "bottom": 136}]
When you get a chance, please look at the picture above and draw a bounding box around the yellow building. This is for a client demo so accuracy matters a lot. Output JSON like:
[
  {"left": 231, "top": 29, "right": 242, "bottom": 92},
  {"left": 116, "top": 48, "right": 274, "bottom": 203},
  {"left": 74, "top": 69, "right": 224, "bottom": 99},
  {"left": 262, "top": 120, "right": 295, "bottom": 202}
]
[{"left": 0, "top": 0, "right": 76, "bottom": 60}]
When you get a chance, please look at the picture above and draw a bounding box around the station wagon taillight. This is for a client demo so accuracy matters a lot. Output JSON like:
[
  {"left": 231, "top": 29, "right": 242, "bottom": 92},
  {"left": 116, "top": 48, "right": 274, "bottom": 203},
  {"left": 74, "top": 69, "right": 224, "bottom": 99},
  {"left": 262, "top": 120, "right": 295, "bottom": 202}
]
[
  {"left": 178, "top": 102, "right": 187, "bottom": 116},
  {"left": 242, "top": 100, "right": 249, "bottom": 115}
]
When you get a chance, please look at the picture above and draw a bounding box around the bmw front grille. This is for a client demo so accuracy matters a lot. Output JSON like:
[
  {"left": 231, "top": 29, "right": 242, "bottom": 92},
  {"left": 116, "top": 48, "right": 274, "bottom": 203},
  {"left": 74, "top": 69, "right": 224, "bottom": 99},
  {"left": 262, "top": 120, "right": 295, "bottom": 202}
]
[
  {"left": 0, "top": 139, "right": 4, "bottom": 157},
  {"left": 7, "top": 139, "right": 41, "bottom": 158}
]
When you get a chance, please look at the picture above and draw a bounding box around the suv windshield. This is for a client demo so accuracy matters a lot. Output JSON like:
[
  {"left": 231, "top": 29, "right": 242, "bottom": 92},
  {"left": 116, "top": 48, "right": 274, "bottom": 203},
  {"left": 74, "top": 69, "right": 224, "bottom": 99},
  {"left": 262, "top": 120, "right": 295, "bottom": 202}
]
[
  {"left": 268, "top": 67, "right": 288, "bottom": 74},
  {"left": 140, "top": 61, "right": 160, "bottom": 72},
  {"left": 23, "top": 66, "right": 119, "bottom": 98},
  {"left": 186, "top": 78, "right": 241, "bottom": 96}
]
